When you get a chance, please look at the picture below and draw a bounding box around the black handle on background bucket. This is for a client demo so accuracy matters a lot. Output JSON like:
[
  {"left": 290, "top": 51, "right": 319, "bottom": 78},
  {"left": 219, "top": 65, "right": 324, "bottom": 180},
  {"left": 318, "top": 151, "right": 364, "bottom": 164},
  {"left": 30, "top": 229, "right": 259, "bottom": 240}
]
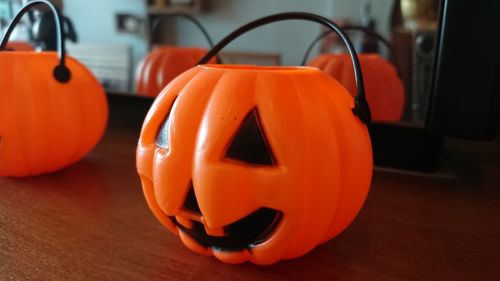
[
  {"left": 151, "top": 13, "right": 221, "bottom": 63},
  {"left": 197, "top": 12, "right": 371, "bottom": 124},
  {"left": 0, "top": 0, "right": 71, "bottom": 83},
  {"left": 301, "top": 25, "right": 402, "bottom": 77}
]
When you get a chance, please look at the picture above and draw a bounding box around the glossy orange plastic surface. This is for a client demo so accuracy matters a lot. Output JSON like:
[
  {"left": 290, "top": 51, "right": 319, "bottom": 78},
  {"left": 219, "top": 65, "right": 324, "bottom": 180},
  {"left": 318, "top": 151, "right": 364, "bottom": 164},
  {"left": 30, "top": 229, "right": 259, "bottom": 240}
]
[
  {"left": 6, "top": 41, "right": 34, "bottom": 51},
  {"left": 0, "top": 52, "right": 108, "bottom": 177},
  {"left": 136, "top": 64, "right": 373, "bottom": 264},
  {"left": 308, "top": 54, "right": 405, "bottom": 122},
  {"left": 135, "top": 46, "right": 215, "bottom": 97}
]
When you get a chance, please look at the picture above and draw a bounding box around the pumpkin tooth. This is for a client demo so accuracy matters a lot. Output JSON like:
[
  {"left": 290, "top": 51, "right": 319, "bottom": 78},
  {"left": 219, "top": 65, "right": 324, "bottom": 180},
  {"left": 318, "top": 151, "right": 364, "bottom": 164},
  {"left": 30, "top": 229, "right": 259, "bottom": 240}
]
[
  {"left": 175, "top": 215, "right": 193, "bottom": 229},
  {"left": 204, "top": 225, "right": 225, "bottom": 237}
]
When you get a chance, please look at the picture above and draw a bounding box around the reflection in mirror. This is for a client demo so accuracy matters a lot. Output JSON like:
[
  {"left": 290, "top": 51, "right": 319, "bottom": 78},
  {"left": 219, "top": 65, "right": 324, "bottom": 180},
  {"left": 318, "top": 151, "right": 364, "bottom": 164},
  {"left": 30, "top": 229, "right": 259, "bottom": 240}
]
[
  {"left": 0, "top": 0, "right": 441, "bottom": 127},
  {"left": 304, "top": 26, "right": 405, "bottom": 124}
]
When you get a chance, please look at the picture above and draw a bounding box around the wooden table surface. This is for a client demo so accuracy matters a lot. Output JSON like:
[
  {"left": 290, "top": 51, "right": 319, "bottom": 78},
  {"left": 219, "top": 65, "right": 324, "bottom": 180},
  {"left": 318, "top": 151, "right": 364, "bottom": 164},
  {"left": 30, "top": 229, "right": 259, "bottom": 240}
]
[{"left": 1, "top": 125, "right": 499, "bottom": 281}]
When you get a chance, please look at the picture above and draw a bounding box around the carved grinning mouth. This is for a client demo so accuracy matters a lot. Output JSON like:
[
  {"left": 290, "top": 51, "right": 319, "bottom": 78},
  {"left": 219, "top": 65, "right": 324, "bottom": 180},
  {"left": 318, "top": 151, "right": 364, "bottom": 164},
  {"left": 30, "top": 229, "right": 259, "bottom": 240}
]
[{"left": 169, "top": 207, "right": 282, "bottom": 252}]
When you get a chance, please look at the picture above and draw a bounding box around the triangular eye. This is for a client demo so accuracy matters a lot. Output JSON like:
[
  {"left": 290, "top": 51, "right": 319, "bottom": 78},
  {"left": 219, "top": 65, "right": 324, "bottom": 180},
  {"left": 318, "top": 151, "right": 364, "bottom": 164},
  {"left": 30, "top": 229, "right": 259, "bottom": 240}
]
[
  {"left": 155, "top": 98, "right": 178, "bottom": 149},
  {"left": 155, "top": 116, "right": 170, "bottom": 149},
  {"left": 225, "top": 108, "right": 276, "bottom": 166}
]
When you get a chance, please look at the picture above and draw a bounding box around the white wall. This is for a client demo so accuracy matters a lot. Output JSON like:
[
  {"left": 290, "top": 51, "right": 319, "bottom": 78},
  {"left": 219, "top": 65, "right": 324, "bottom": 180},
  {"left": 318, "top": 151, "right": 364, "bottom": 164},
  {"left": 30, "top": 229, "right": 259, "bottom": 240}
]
[
  {"left": 175, "top": 0, "right": 334, "bottom": 65},
  {"left": 174, "top": 0, "right": 395, "bottom": 65},
  {"left": 62, "top": 0, "right": 395, "bottom": 79},
  {"left": 5, "top": 0, "right": 396, "bottom": 67},
  {"left": 64, "top": 0, "right": 148, "bottom": 71}
]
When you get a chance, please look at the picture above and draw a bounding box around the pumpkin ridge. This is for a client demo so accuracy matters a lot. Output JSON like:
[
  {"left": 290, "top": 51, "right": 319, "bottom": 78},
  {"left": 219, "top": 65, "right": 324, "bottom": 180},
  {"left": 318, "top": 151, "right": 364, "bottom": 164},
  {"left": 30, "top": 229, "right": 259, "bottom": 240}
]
[
  {"left": 134, "top": 58, "right": 147, "bottom": 94},
  {"left": 195, "top": 69, "right": 242, "bottom": 165},
  {"left": 319, "top": 55, "right": 330, "bottom": 70},
  {"left": 150, "top": 52, "right": 167, "bottom": 96},
  {"left": 24, "top": 60, "right": 47, "bottom": 174},
  {"left": 11, "top": 74, "right": 31, "bottom": 176},
  {"left": 379, "top": 60, "right": 405, "bottom": 120},
  {"left": 326, "top": 56, "right": 344, "bottom": 92},
  {"left": 68, "top": 69, "right": 87, "bottom": 165},
  {"left": 151, "top": 68, "right": 226, "bottom": 220},
  {"left": 321, "top": 81, "right": 372, "bottom": 242},
  {"left": 43, "top": 62, "right": 61, "bottom": 172},
  {"left": 140, "top": 50, "right": 164, "bottom": 96},
  {"left": 320, "top": 79, "right": 353, "bottom": 242},
  {"left": 58, "top": 57, "right": 107, "bottom": 170},
  {"left": 185, "top": 67, "right": 227, "bottom": 155},
  {"left": 286, "top": 73, "right": 348, "bottom": 257},
  {"left": 339, "top": 55, "right": 352, "bottom": 94},
  {"left": 284, "top": 74, "right": 319, "bottom": 257},
  {"left": 156, "top": 52, "right": 171, "bottom": 90}
]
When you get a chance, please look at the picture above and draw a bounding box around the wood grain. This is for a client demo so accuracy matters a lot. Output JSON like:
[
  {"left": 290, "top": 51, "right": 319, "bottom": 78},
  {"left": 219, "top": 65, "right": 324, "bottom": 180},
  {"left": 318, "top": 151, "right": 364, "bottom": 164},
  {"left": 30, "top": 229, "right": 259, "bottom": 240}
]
[{"left": 1, "top": 127, "right": 499, "bottom": 281}]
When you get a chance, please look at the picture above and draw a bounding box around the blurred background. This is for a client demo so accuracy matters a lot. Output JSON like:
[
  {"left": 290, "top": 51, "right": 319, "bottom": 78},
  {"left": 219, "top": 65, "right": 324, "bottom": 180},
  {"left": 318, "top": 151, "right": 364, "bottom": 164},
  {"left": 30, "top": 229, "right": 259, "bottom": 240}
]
[{"left": 0, "top": 0, "right": 441, "bottom": 127}]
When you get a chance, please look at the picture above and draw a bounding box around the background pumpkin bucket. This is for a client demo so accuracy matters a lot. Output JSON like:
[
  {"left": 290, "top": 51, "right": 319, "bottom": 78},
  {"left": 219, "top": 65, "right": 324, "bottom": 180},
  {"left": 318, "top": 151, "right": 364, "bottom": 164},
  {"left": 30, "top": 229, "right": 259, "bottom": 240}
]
[
  {"left": 136, "top": 12, "right": 373, "bottom": 265},
  {"left": 0, "top": 0, "right": 108, "bottom": 177},
  {"left": 135, "top": 13, "right": 218, "bottom": 98},
  {"left": 304, "top": 26, "right": 405, "bottom": 122},
  {"left": 5, "top": 41, "right": 35, "bottom": 51}
]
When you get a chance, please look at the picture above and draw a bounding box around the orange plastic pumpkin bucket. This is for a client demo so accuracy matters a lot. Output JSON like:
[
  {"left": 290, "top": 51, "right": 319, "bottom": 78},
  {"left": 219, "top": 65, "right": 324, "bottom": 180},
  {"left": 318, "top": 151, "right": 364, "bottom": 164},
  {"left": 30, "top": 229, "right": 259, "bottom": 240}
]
[
  {"left": 305, "top": 26, "right": 405, "bottom": 122},
  {"left": 6, "top": 41, "right": 35, "bottom": 51},
  {"left": 0, "top": 1, "right": 108, "bottom": 177},
  {"left": 136, "top": 12, "right": 373, "bottom": 265},
  {"left": 135, "top": 14, "right": 218, "bottom": 97}
]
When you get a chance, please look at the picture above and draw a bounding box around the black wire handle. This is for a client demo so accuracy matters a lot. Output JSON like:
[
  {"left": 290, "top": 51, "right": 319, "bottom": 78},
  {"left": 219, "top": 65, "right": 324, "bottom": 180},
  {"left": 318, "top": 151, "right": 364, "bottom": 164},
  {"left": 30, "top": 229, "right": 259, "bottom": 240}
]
[
  {"left": 0, "top": 0, "right": 71, "bottom": 83},
  {"left": 197, "top": 12, "right": 371, "bottom": 124},
  {"left": 151, "top": 13, "right": 221, "bottom": 63},
  {"left": 301, "top": 25, "right": 402, "bottom": 76}
]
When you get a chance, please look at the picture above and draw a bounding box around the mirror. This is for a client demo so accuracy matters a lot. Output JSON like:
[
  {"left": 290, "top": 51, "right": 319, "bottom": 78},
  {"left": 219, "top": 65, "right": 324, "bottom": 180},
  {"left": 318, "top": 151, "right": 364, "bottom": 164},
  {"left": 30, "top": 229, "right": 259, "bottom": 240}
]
[{"left": 0, "top": 0, "right": 441, "bottom": 127}]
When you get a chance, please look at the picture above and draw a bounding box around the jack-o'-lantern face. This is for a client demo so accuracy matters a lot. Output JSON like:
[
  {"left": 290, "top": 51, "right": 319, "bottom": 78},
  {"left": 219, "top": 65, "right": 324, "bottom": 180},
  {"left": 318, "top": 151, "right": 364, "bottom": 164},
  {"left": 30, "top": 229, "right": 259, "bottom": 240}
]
[
  {"left": 137, "top": 65, "right": 373, "bottom": 264},
  {"left": 160, "top": 106, "right": 283, "bottom": 252}
]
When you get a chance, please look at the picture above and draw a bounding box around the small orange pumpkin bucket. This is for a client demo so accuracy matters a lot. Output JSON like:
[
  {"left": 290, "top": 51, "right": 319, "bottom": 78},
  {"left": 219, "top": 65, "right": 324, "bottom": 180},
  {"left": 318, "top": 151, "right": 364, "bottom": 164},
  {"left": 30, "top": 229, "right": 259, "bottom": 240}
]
[
  {"left": 6, "top": 41, "right": 35, "bottom": 51},
  {"left": 0, "top": 0, "right": 108, "bottom": 177},
  {"left": 304, "top": 26, "right": 405, "bottom": 122},
  {"left": 137, "top": 12, "right": 373, "bottom": 265},
  {"left": 135, "top": 14, "right": 218, "bottom": 97}
]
